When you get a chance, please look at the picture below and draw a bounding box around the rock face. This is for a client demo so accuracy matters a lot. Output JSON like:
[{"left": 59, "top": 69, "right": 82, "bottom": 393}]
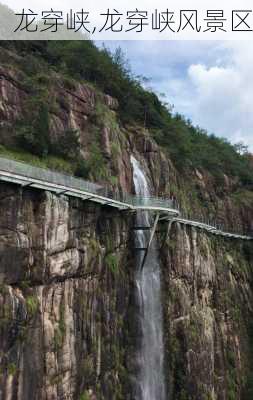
[
  {"left": 160, "top": 223, "right": 253, "bottom": 400},
  {"left": 0, "top": 184, "right": 252, "bottom": 400},
  {"left": 0, "top": 66, "right": 26, "bottom": 123},
  {"left": 0, "top": 185, "right": 134, "bottom": 400},
  {"left": 0, "top": 47, "right": 252, "bottom": 400}
]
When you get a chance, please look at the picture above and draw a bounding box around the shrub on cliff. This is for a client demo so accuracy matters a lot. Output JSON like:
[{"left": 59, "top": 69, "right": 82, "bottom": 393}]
[
  {"left": 54, "top": 129, "right": 80, "bottom": 160},
  {"left": 17, "top": 102, "right": 50, "bottom": 157}
]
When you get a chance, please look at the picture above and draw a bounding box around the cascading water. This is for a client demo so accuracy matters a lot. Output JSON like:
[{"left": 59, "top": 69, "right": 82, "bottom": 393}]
[{"left": 131, "top": 155, "right": 166, "bottom": 400}]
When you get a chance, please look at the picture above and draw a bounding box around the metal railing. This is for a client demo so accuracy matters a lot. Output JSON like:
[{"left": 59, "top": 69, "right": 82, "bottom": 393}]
[
  {"left": 172, "top": 217, "right": 253, "bottom": 240},
  {"left": 0, "top": 157, "right": 178, "bottom": 212},
  {"left": 98, "top": 186, "right": 176, "bottom": 209},
  {"left": 0, "top": 157, "right": 102, "bottom": 194},
  {"left": 177, "top": 208, "right": 253, "bottom": 239},
  {"left": 0, "top": 156, "right": 251, "bottom": 239},
  {"left": 123, "top": 195, "right": 175, "bottom": 209}
]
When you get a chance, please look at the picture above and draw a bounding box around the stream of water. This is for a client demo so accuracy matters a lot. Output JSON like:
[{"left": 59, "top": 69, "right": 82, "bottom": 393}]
[{"left": 131, "top": 155, "right": 166, "bottom": 400}]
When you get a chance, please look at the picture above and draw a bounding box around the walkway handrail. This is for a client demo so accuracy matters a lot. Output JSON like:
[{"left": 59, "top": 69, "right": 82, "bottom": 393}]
[
  {"left": 0, "top": 156, "right": 178, "bottom": 212},
  {"left": 0, "top": 155, "right": 252, "bottom": 240},
  {"left": 168, "top": 217, "right": 253, "bottom": 241},
  {"left": 0, "top": 157, "right": 102, "bottom": 193}
]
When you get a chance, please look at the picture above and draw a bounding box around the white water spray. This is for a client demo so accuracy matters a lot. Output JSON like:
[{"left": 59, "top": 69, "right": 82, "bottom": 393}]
[{"left": 131, "top": 155, "right": 166, "bottom": 400}]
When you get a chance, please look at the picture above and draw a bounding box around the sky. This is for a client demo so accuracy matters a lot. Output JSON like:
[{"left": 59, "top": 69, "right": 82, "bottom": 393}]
[{"left": 101, "top": 41, "right": 253, "bottom": 152}]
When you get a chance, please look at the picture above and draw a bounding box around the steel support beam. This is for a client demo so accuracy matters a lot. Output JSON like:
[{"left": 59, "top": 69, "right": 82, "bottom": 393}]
[
  {"left": 160, "top": 218, "right": 175, "bottom": 250},
  {"left": 22, "top": 182, "right": 33, "bottom": 188},
  {"left": 57, "top": 189, "right": 69, "bottom": 196},
  {"left": 140, "top": 213, "right": 160, "bottom": 271}
]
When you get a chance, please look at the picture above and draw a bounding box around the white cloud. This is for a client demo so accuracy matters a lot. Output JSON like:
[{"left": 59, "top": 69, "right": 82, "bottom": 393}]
[
  {"left": 183, "top": 43, "right": 253, "bottom": 150},
  {"left": 104, "top": 40, "right": 253, "bottom": 151}
]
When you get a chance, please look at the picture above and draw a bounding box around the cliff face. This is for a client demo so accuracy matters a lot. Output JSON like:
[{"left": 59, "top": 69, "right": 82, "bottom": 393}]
[
  {"left": 161, "top": 225, "right": 253, "bottom": 399},
  {"left": 0, "top": 185, "right": 135, "bottom": 400},
  {"left": 0, "top": 185, "right": 252, "bottom": 400},
  {"left": 0, "top": 46, "right": 253, "bottom": 400}
]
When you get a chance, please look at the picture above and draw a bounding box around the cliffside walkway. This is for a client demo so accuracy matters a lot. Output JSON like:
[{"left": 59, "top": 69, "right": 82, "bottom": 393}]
[
  {"left": 0, "top": 156, "right": 178, "bottom": 214},
  {"left": 0, "top": 156, "right": 252, "bottom": 242},
  {"left": 159, "top": 215, "right": 253, "bottom": 241}
]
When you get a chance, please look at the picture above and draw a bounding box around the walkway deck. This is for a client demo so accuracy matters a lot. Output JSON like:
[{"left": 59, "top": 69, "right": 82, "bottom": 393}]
[
  {"left": 0, "top": 157, "right": 178, "bottom": 215},
  {"left": 159, "top": 216, "right": 253, "bottom": 241},
  {"left": 0, "top": 156, "right": 252, "bottom": 241}
]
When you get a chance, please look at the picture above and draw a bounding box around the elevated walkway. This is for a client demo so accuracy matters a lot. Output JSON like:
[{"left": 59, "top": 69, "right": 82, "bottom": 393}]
[
  {"left": 137, "top": 215, "right": 252, "bottom": 271},
  {"left": 0, "top": 157, "right": 178, "bottom": 216},
  {"left": 159, "top": 216, "right": 253, "bottom": 241},
  {"left": 0, "top": 156, "right": 252, "bottom": 243}
]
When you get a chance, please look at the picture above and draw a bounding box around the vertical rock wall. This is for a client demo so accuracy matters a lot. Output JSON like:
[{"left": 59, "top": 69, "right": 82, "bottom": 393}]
[
  {"left": 0, "top": 184, "right": 134, "bottom": 400},
  {"left": 160, "top": 223, "right": 253, "bottom": 400}
]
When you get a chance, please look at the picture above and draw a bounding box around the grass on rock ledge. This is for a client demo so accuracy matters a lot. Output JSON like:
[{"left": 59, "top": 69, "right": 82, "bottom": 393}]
[{"left": 0, "top": 144, "right": 75, "bottom": 175}]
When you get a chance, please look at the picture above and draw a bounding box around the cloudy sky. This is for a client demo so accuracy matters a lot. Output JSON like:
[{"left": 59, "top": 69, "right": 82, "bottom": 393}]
[{"left": 101, "top": 41, "right": 253, "bottom": 152}]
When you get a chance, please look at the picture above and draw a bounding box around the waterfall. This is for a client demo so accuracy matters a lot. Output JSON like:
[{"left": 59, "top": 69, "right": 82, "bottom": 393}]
[{"left": 131, "top": 155, "right": 166, "bottom": 400}]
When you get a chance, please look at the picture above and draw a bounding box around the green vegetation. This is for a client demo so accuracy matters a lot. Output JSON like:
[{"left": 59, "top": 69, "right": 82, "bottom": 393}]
[
  {"left": 0, "top": 306, "right": 11, "bottom": 329},
  {"left": 89, "top": 238, "right": 100, "bottom": 257},
  {"left": 15, "top": 90, "right": 81, "bottom": 161},
  {"left": 105, "top": 253, "right": 119, "bottom": 275},
  {"left": 0, "top": 40, "right": 252, "bottom": 187},
  {"left": 17, "top": 102, "right": 50, "bottom": 157},
  {"left": 7, "top": 363, "right": 17, "bottom": 376},
  {"left": 26, "top": 295, "right": 39, "bottom": 316},
  {"left": 88, "top": 143, "right": 108, "bottom": 180},
  {"left": 0, "top": 144, "right": 74, "bottom": 175},
  {"left": 108, "top": 176, "right": 118, "bottom": 187},
  {"left": 54, "top": 302, "right": 66, "bottom": 350},
  {"left": 232, "top": 189, "right": 253, "bottom": 207},
  {"left": 54, "top": 129, "right": 80, "bottom": 159},
  {"left": 79, "top": 392, "right": 90, "bottom": 400},
  {"left": 111, "top": 142, "right": 120, "bottom": 159},
  {"left": 74, "top": 143, "right": 109, "bottom": 181},
  {"left": 54, "top": 327, "right": 64, "bottom": 350},
  {"left": 80, "top": 355, "right": 95, "bottom": 387}
]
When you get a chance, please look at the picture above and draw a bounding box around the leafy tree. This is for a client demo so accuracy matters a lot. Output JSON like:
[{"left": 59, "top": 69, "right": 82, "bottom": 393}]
[
  {"left": 74, "top": 157, "right": 90, "bottom": 179},
  {"left": 54, "top": 129, "right": 80, "bottom": 159},
  {"left": 17, "top": 103, "right": 50, "bottom": 157}
]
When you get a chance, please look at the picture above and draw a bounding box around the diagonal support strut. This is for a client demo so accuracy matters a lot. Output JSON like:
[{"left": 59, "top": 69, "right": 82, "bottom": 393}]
[
  {"left": 160, "top": 218, "right": 175, "bottom": 250},
  {"left": 140, "top": 212, "right": 160, "bottom": 271}
]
